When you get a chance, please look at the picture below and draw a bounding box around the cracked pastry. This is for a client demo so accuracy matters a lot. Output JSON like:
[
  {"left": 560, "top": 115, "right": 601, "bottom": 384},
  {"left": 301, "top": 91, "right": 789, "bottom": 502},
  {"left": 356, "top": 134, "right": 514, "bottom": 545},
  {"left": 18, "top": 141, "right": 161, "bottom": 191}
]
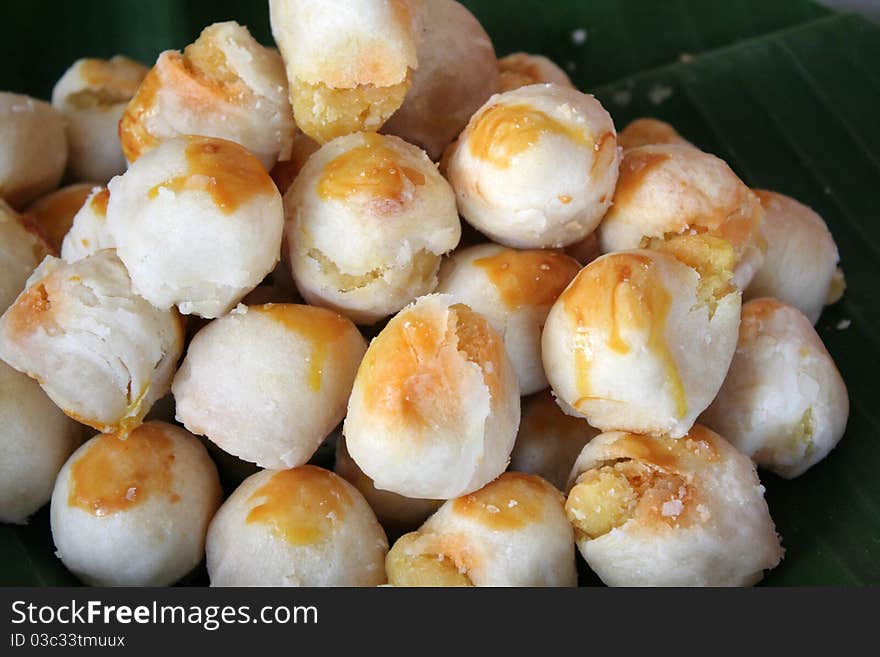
[
  {"left": 565, "top": 426, "right": 783, "bottom": 586},
  {"left": 344, "top": 294, "right": 520, "bottom": 499},
  {"left": 0, "top": 250, "right": 185, "bottom": 433},
  {"left": 283, "top": 132, "right": 460, "bottom": 324},
  {"left": 700, "top": 298, "right": 848, "bottom": 479}
]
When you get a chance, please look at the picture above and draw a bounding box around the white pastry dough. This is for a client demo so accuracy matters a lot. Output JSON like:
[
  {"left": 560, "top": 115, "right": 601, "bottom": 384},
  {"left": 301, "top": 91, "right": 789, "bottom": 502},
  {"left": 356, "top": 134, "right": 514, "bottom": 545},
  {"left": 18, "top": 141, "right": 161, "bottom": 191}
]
[
  {"left": 173, "top": 303, "right": 366, "bottom": 469},
  {"left": 0, "top": 200, "right": 45, "bottom": 311},
  {"left": 745, "top": 190, "right": 842, "bottom": 324},
  {"left": 436, "top": 243, "right": 581, "bottom": 394},
  {"left": 284, "top": 132, "right": 460, "bottom": 324},
  {"left": 119, "top": 22, "right": 294, "bottom": 169},
  {"left": 50, "top": 421, "right": 221, "bottom": 586},
  {"left": 565, "top": 426, "right": 783, "bottom": 586},
  {"left": 344, "top": 294, "right": 520, "bottom": 499},
  {"left": 59, "top": 187, "right": 113, "bottom": 263},
  {"left": 446, "top": 83, "right": 619, "bottom": 248},
  {"left": 107, "top": 135, "right": 284, "bottom": 318},
  {"left": 0, "top": 360, "right": 82, "bottom": 524},
  {"left": 383, "top": 0, "right": 497, "bottom": 160},
  {"left": 386, "top": 472, "right": 576, "bottom": 587},
  {"left": 0, "top": 92, "right": 67, "bottom": 208},
  {"left": 542, "top": 250, "right": 740, "bottom": 438},
  {"left": 52, "top": 56, "right": 148, "bottom": 182},
  {"left": 269, "top": 0, "right": 424, "bottom": 143},
  {"left": 206, "top": 466, "right": 388, "bottom": 586},
  {"left": 701, "top": 299, "right": 848, "bottom": 479},
  {"left": 0, "top": 251, "right": 185, "bottom": 433}
]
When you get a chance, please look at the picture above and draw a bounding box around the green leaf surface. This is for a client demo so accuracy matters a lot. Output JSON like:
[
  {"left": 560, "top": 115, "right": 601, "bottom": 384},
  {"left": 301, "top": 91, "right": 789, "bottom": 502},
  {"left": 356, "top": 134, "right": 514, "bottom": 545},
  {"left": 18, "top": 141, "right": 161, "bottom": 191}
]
[{"left": 1, "top": 1, "right": 878, "bottom": 586}]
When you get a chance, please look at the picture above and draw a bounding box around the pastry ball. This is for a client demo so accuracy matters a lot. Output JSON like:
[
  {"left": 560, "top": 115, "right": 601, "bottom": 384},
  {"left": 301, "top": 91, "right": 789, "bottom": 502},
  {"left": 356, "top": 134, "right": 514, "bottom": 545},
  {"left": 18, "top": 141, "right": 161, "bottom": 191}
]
[
  {"left": 0, "top": 251, "right": 185, "bottom": 432},
  {"left": 269, "top": 0, "right": 424, "bottom": 143},
  {"left": 497, "top": 52, "right": 574, "bottom": 93},
  {"left": 386, "top": 472, "right": 576, "bottom": 587},
  {"left": 0, "top": 200, "right": 44, "bottom": 311},
  {"left": 382, "top": 0, "right": 497, "bottom": 160},
  {"left": 745, "top": 190, "right": 843, "bottom": 324},
  {"left": 173, "top": 303, "right": 366, "bottom": 469},
  {"left": 435, "top": 243, "right": 581, "bottom": 395},
  {"left": 0, "top": 361, "right": 82, "bottom": 524},
  {"left": 617, "top": 117, "right": 692, "bottom": 151},
  {"left": 59, "top": 187, "right": 113, "bottom": 263},
  {"left": 598, "top": 143, "right": 766, "bottom": 290},
  {"left": 207, "top": 466, "right": 388, "bottom": 586},
  {"left": 565, "top": 426, "right": 783, "bottom": 586},
  {"left": 284, "top": 132, "right": 460, "bottom": 324},
  {"left": 701, "top": 299, "right": 848, "bottom": 479},
  {"left": 52, "top": 56, "right": 148, "bottom": 182},
  {"left": 335, "top": 435, "right": 441, "bottom": 536},
  {"left": 542, "top": 250, "right": 740, "bottom": 438},
  {"left": 509, "top": 390, "right": 599, "bottom": 490},
  {"left": 344, "top": 294, "right": 520, "bottom": 499},
  {"left": 107, "top": 135, "right": 284, "bottom": 318},
  {"left": 0, "top": 92, "right": 67, "bottom": 209},
  {"left": 50, "top": 421, "right": 221, "bottom": 586},
  {"left": 446, "top": 84, "right": 620, "bottom": 248},
  {"left": 24, "top": 183, "right": 95, "bottom": 254},
  {"left": 119, "top": 22, "right": 294, "bottom": 169}
]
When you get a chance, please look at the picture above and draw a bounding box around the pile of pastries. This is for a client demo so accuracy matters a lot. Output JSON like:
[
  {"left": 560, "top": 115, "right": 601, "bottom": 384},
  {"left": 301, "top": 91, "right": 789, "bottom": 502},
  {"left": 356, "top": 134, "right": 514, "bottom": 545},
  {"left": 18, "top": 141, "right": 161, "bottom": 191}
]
[{"left": 0, "top": 0, "right": 849, "bottom": 587}]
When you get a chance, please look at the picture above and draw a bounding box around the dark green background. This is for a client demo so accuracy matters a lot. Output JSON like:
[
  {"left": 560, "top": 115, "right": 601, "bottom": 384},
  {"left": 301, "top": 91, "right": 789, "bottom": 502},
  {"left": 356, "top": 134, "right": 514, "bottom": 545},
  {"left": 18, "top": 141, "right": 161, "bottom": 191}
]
[{"left": 1, "top": 0, "right": 879, "bottom": 585}]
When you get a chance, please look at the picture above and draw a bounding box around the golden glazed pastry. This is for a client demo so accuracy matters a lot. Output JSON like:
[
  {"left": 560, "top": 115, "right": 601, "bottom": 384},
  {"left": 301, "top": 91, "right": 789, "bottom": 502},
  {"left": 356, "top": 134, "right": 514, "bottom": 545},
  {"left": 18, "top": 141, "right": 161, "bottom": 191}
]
[
  {"left": 269, "top": 0, "right": 425, "bottom": 143},
  {"left": 52, "top": 56, "right": 148, "bottom": 182},
  {"left": 446, "top": 83, "right": 620, "bottom": 248},
  {"left": 107, "top": 135, "right": 284, "bottom": 318},
  {"left": 50, "top": 421, "right": 221, "bottom": 586},
  {"left": 284, "top": 132, "right": 460, "bottom": 324},
  {"left": 497, "top": 52, "right": 574, "bottom": 93},
  {"left": 617, "top": 117, "right": 692, "bottom": 151},
  {"left": 509, "top": 390, "right": 600, "bottom": 490},
  {"left": 436, "top": 243, "right": 582, "bottom": 394},
  {"left": 386, "top": 472, "right": 576, "bottom": 587},
  {"left": 0, "top": 360, "right": 82, "bottom": 524},
  {"left": 565, "top": 426, "right": 783, "bottom": 586},
  {"left": 173, "top": 303, "right": 366, "bottom": 469},
  {"left": 0, "top": 92, "right": 67, "bottom": 209},
  {"left": 542, "top": 250, "right": 740, "bottom": 438},
  {"left": 344, "top": 294, "right": 520, "bottom": 499},
  {"left": 382, "top": 0, "right": 498, "bottom": 160},
  {"left": 119, "top": 22, "right": 295, "bottom": 169},
  {"left": 701, "top": 299, "right": 848, "bottom": 479},
  {"left": 598, "top": 143, "right": 766, "bottom": 290},
  {"left": 206, "top": 466, "right": 388, "bottom": 586},
  {"left": 745, "top": 190, "right": 843, "bottom": 324},
  {"left": 0, "top": 251, "right": 185, "bottom": 433}
]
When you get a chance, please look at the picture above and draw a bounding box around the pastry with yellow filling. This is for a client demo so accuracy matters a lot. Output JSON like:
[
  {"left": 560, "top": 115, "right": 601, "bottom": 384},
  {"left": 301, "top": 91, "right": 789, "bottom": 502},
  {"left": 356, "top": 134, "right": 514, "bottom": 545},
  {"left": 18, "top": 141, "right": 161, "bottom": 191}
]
[
  {"left": 386, "top": 472, "right": 576, "bottom": 587},
  {"left": 51, "top": 422, "right": 221, "bottom": 586},
  {"left": 344, "top": 294, "right": 520, "bottom": 499},
  {"left": 565, "top": 426, "right": 783, "bottom": 586},
  {"left": 173, "top": 303, "right": 366, "bottom": 469},
  {"left": 269, "top": 0, "right": 424, "bottom": 143},
  {"left": 52, "top": 56, "right": 148, "bottom": 182},
  {"left": 284, "top": 132, "right": 460, "bottom": 324},
  {"left": 206, "top": 466, "right": 388, "bottom": 586},
  {"left": 446, "top": 84, "right": 620, "bottom": 248},
  {"left": 119, "top": 22, "right": 294, "bottom": 169},
  {"left": 0, "top": 251, "right": 184, "bottom": 433},
  {"left": 542, "top": 250, "right": 740, "bottom": 438},
  {"left": 701, "top": 299, "right": 848, "bottom": 478}
]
